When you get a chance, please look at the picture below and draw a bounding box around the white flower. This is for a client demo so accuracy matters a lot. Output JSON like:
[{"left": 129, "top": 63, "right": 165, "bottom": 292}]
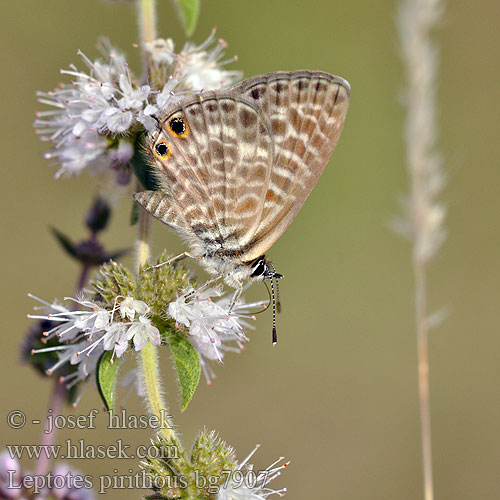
[
  {"left": 27, "top": 294, "right": 111, "bottom": 341},
  {"left": 143, "top": 38, "right": 176, "bottom": 65},
  {"left": 28, "top": 294, "right": 158, "bottom": 393},
  {"left": 34, "top": 44, "right": 159, "bottom": 177},
  {"left": 35, "top": 44, "right": 134, "bottom": 177},
  {"left": 168, "top": 287, "right": 265, "bottom": 384},
  {"left": 176, "top": 30, "right": 242, "bottom": 90},
  {"left": 72, "top": 341, "right": 104, "bottom": 379},
  {"left": 126, "top": 315, "right": 161, "bottom": 350},
  {"left": 93, "top": 308, "right": 112, "bottom": 329},
  {"left": 167, "top": 290, "right": 196, "bottom": 328},
  {"left": 143, "top": 32, "right": 241, "bottom": 92},
  {"left": 119, "top": 297, "right": 149, "bottom": 321},
  {"left": 137, "top": 103, "right": 161, "bottom": 131},
  {"left": 35, "top": 33, "right": 242, "bottom": 177},
  {"left": 217, "top": 445, "right": 288, "bottom": 500},
  {"left": 144, "top": 75, "right": 189, "bottom": 118},
  {"left": 41, "top": 133, "right": 108, "bottom": 178},
  {"left": 102, "top": 322, "right": 129, "bottom": 357}
]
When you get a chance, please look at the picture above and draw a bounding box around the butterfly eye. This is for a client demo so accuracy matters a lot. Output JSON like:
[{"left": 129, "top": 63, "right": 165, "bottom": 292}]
[
  {"left": 155, "top": 142, "right": 170, "bottom": 157},
  {"left": 250, "top": 257, "right": 268, "bottom": 278},
  {"left": 169, "top": 117, "right": 188, "bottom": 137}
]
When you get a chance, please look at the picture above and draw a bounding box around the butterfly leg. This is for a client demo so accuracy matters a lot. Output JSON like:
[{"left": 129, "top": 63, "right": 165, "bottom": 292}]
[
  {"left": 228, "top": 282, "right": 244, "bottom": 313},
  {"left": 145, "top": 252, "right": 197, "bottom": 272},
  {"left": 197, "top": 274, "right": 224, "bottom": 292},
  {"left": 182, "top": 274, "right": 224, "bottom": 302}
]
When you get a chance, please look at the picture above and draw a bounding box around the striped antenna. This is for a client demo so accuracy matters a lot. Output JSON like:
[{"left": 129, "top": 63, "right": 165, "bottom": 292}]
[
  {"left": 269, "top": 276, "right": 278, "bottom": 345},
  {"left": 269, "top": 262, "right": 282, "bottom": 313}
]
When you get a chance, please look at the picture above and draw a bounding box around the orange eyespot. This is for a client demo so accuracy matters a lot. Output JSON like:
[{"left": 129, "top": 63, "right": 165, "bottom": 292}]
[
  {"left": 155, "top": 142, "right": 171, "bottom": 159},
  {"left": 168, "top": 116, "right": 189, "bottom": 137}
]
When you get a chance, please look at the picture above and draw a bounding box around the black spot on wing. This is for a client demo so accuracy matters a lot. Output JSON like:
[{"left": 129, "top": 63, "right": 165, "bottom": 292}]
[{"left": 250, "top": 85, "right": 265, "bottom": 100}]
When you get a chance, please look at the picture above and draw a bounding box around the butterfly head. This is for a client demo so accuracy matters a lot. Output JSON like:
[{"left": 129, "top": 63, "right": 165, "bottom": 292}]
[{"left": 249, "top": 255, "right": 283, "bottom": 282}]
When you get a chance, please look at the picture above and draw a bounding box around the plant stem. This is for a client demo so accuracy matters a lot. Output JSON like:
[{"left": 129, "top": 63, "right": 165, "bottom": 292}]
[
  {"left": 135, "top": 0, "right": 182, "bottom": 452},
  {"left": 414, "top": 259, "right": 433, "bottom": 500},
  {"left": 35, "top": 380, "right": 66, "bottom": 477},
  {"left": 134, "top": 119, "right": 179, "bottom": 447},
  {"left": 136, "top": 206, "right": 151, "bottom": 273},
  {"left": 138, "top": 0, "right": 157, "bottom": 75},
  {"left": 398, "top": 0, "right": 444, "bottom": 499},
  {"left": 139, "top": 342, "right": 180, "bottom": 445},
  {"left": 76, "top": 263, "right": 90, "bottom": 293},
  {"left": 136, "top": 204, "right": 180, "bottom": 445},
  {"left": 136, "top": 0, "right": 154, "bottom": 269}
]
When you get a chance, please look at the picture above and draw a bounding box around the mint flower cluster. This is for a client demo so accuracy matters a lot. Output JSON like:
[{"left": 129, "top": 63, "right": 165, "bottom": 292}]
[{"left": 34, "top": 32, "right": 241, "bottom": 178}]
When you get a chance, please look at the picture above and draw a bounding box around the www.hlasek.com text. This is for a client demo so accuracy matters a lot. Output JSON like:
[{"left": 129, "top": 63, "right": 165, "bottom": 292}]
[{"left": 6, "top": 440, "right": 179, "bottom": 461}]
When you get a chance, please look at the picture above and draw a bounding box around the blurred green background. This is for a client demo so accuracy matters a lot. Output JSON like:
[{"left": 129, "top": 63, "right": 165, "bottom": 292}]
[{"left": 1, "top": 0, "right": 500, "bottom": 498}]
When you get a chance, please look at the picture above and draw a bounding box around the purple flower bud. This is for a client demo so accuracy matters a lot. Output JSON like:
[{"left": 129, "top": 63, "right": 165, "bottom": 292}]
[{"left": 85, "top": 197, "right": 111, "bottom": 233}]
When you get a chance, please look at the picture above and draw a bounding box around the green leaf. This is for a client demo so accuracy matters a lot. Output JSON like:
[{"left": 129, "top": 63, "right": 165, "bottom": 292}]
[
  {"left": 96, "top": 351, "right": 120, "bottom": 411},
  {"left": 167, "top": 333, "right": 201, "bottom": 411},
  {"left": 172, "top": 0, "right": 200, "bottom": 37}
]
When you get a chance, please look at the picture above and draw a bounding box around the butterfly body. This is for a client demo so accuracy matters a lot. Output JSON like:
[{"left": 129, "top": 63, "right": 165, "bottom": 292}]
[
  {"left": 135, "top": 189, "right": 271, "bottom": 289},
  {"left": 134, "top": 70, "right": 350, "bottom": 296}
]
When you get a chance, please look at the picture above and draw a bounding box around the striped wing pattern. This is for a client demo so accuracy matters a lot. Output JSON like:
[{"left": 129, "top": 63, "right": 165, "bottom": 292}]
[
  {"left": 135, "top": 71, "right": 349, "bottom": 262},
  {"left": 230, "top": 71, "right": 350, "bottom": 261},
  {"left": 135, "top": 92, "right": 274, "bottom": 256}
]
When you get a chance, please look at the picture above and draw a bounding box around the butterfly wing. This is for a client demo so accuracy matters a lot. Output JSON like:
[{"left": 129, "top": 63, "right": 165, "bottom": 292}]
[
  {"left": 134, "top": 92, "right": 274, "bottom": 256},
  {"left": 230, "top": 70, "right": 350, "bottom": 261}
]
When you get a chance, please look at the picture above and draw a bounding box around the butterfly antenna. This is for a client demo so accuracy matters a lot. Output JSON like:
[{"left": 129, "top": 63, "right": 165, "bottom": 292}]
[
  {"left": 269, "top": 262, "right": 282, "bottom": 313},
  {"left": 275, "top": 277, "right": 281, "bottom": 313},
  {"left": 269, "top": 276, "right": 278, "bottom": 346}
]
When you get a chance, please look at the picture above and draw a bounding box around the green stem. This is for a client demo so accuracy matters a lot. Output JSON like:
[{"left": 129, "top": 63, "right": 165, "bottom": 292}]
[
  {"left": 138, "top": 0, "right": 158, "bottom": 75},
  {"left": 136, "top": 0, "right": 183, "bottom": 453},
  {"left": 136, "top": 206, "right": 151, "bottom": 273},
  {"left": 139, "top": 0, "right": 157, "bottom": 43},
  {"left": 139, "top": 342, "right": 180, "bottom": 445},
  {"left": 135, "top": 199, "right": 173, "bottom": 436},
  {"left": 136, "top": 195, "right": 181, "bottom": 447},
  {"left": 133, "top": 84, "right": 180, "bottom": 448}
]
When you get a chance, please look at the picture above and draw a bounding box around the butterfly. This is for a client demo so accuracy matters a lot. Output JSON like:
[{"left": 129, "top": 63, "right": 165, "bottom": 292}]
[{"left": 134, "top": 70, "right": 350, "bottom": 343}]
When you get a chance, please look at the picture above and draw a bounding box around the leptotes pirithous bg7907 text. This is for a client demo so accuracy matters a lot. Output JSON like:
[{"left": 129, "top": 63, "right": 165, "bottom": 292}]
[{"left": 134, "top": 70, "right": 350, "bottom": 342}]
